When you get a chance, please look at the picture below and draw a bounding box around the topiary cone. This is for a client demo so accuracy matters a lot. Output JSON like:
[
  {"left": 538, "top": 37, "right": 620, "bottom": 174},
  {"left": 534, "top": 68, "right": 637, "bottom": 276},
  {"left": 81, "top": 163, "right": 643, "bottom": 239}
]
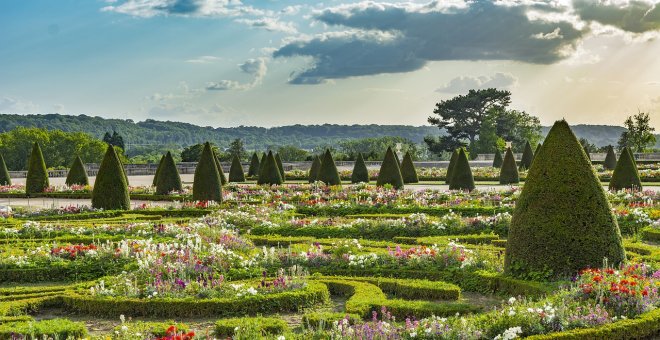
[
  {"left": 192, "top": 142, "right": 222, "bottom": 202},
  {"left": 318, "top": 149, "right": 341, "bottom": 186},
  {"left": 0, "top": 154, "right": 11, "bottom": 186},
  {"left": 92, "top": 145, "right": 130, "bottom": 210},
  {"left": 609, "top": 147, "right": 642, "bottom": 191},
  {"left": 257, "top": 151, "right": 283, "bottom": 186},
  {"left": 229, "top": 154, "right": 246, "bottom": 182},
  {"left": 400, "top": 152, "right": 418, "bottom": 184},
  {"left": 351, "top": 153, "right": 369, "bottom": 184},
  {"left": 214, "top": 154, "right": 227, "bottom": 185},
  {"left": 152, "top": 154, "right": 165, "bottom": 187},
  {"left": 603, "top": 145, "right": 617, "bottom": 170},
  {"left": 65, "top": 156, "right": 89, "bottom": 186},
  {"left": 247, "top": 152, "right": 260, "bottom": 177},
  {"left": 155, "top": 151, "right": 182, "bottom": 195},
  {"left": 445, "top": 149, "right": 459, "bottom": 184},
  {"left": 376, "top": 147, "right": 404, "bottom": 189},
  {"left": 499, "top": 147, "right": 519, "bottom": 185},
  {"left": 26, "top": 142, "right": 49, "bottom": 195},
  {"left": 275, "top": 153, "right": 286, "bottom": 182},
  {"left": 505, "top": 120, "right": 625, "bottom": 280},
  {"left": 308, "top": 155, "right": 322, "bottom": 183},
  {"left": 449, "top": 148, "right": 475, "bottom": 191},
  {"left": 492, "top": 149, "right": 503, "bottom": 168},
  {"left": 519, "top": 141, "right": 534, "bottom": 170}
]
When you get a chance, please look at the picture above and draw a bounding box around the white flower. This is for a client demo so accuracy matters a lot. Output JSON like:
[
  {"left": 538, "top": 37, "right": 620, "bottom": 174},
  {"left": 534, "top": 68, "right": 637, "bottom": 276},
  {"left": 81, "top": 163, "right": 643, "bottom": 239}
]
[
  {"left": 277, "top": 336, "right": 286, "bottom": 340},
  {"left": 508, "top": 297, "right": 516, "bottom": 305},
  {"left": 120, "top": 314, "right": 125, "bottom": 323}
]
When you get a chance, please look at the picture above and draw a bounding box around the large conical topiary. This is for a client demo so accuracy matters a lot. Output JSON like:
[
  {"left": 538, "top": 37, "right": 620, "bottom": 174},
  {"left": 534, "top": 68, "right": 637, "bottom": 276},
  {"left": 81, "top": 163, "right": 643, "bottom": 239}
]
[
  {"left": 92, "top": 145, "right": 130, "bottom": 210},
  {"left": 247, "top": 152, "right": 260, "bottom": 177},
  {"left": 152, "top": 155, "right": 165, "bottom": 187},
  {"left": 492, "top": 149, "right": 503, "bottom": 168},
  {"left": 26, "top": 142, "right": 49, "bottom": 195},
  {"left": 445, "top": 149, "right": 459, "bottom": 184},
  {"left": 519, "top": 141, "right": 534, "bottom": 170},
  {"left": 351, "top": 153, "right": 370, "bottom": 184},
  {"left": 308, "top": 155, "right": 322, "bottom": 183},
  {"left": 0, "top": 154, "right": 11, "bottom": 186},
  {"left": 534, "top": 143, "right": 542, "bottom": 157},
  {"left": 214, "top": 155, "right": 228, "bottom": 185},
  {"left": 318, "top": 149, "right": 341, "bottom": 186},
  {"left": 505, "top": 120, "right": 625, "bottom": 280},
  {"left": 604, "top": 145, "right": 617, "bottom": 170},
  {"left": 499, "top": 148, "right": 519, "bottom": 185},
  {"left": 192, "top": 142, "right": 222, "bottom": 202},
  {"left": 400, "top": 152, "right": 418, "bottom": 184},
  {"left": 229, "top": 154, "right": 246, "bottom": 182},
  {"left": 376, "top": 147, "right": 404, "bottom": 189},
  {"left": 609, "top": 147, "right": 642, "bottom": 191},
  {"left": 449, "top": 148, "right": 475, "bottom": 191},
  {"left": 65, "top": 156, "right": 89, "bottom": 186},
  {"left": 275, "top": 153, "right": 286, "bottom": 182},
  {"left": 257, "top": 151, "right": 283, "bottom": 186},
  {"left": 155, "top": 151, "right": 182, "bottom": 195}
]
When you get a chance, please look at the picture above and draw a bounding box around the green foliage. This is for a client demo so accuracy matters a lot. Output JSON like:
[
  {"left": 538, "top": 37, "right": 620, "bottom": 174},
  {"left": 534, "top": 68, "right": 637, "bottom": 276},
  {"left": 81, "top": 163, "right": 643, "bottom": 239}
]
[
  {"left": 112, "top": 321, "right": 189, "bottom": 337},
  {"left": 214, "top": 154, "right": 228, "bottom": 185},
  {"left": 351, "top": 153, "right": 369, "bottom": 184},
  {"left": 400, "top": 151, "right": 419, "bottom": 184},
  {"left": 192, "top": 142, "right": 222, "bottom": 202},
  {"left": 445, "top": 149, "right": 459, "bottom": 184},
  {"left": 519, "top": 141, "right": 534, "bottom": 170},
  {"left": 492, "top": 148, "right": 503, "bottom": 168},
  {"left": 25, "top": 142, "right": 49, "bottom": 195},
  {"left": 180, "top": 143, "right": 219, "bottom": 163},
  {"left": 229, "top": 154, "right": 246, "bottom": 182},
  {"left": 339, "top": 136, "right": 420, "bottom": 160},
  {"left": 215, "top": 317, "right": 288, "bottom": 337},
  {"left": 257, "top": 151, "right": 283, "bottom": 186},
  {"left": 604, "top": 145, "right": 617, "bottom": 170},
  {"left": 617, "top": 110, "right": 656, "bottom": 152},
  {"left": 155, "top": 151, "right": 182, "bottom": 195},
  {"left": 275, "top": 153, "right": 286, "bottom": 181},
  {"left": 376, "top": 147, "right": 404, "bottom": 189},
  {"left": 0, "top": 318, "right": 87, "bottom": 338},
  {"left": 449, "top": 148, "right": 475, "bottom": 191},
  {"left": 91, "top": 145, "right": 130, "bottom": 210},
  {"left": 534, "top": 143, "right": 542, "bottom": 157},
  {"left": 260, "top": 153, "right": 267, "bottom": 169},
  {"left": 247, "top": 152, "right": 261, "bottom": 177},
  {"left": 0, "top": 154, "right": 10, "bottom": 186},
  {"left": 504, "top": 120, "right": 625, "bottom": 280},
  {"left": 318, "top": 149, "right": 341, "bottom": 186},
  {"left": 227, "top": 138, "right": 246, "bottom": 160},
  {"left": 277, "top": 145, "right": 309, "bottom": 161},
  {"left": 499, "top": 148, "right": 519, "bottom": 185},
  {"left": 102, "top": 131, "right": 125, "bottom": 149},
  {"left": 308, "top": 155, "right": 322, "bottom": 183},
  {"left": 65, "top": 156, "right": 89, "bottom": 186},
  {"left": 609, "top": 147, "right": 642, "bottom": 191},
  {"left": 152, "top": 154, "right": 165, "bottom": 186}
]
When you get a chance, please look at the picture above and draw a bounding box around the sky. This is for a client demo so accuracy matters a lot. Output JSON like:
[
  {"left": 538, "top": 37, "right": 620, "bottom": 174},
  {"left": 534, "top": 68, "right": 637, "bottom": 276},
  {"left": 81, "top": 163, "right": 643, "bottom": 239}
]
[{"left": 1, "top": 0, "right": 660, "bottom": 128}]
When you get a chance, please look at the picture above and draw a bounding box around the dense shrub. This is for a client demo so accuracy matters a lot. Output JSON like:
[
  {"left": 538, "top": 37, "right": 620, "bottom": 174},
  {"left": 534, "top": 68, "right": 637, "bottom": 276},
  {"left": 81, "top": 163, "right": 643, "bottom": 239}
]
[
  {"left": 449, "top": 148, "right": 475, "bottom": 191},
  {"left": 308, "top": 155, "right": 322, "bottom": 183},
  {"left": 400, "top": 151, "right": 419, "bottom": 184},
  {"left": 492, "top": 149, "right": 503, "bottom": 168},
  {"left": 214, "top": 155, "right": 228, "bottom": 185},
  {"left": 257, "top": 151, "right": 283, "bottom": 186},
  {"left": 445, "top": 149, "right": 459, "bottom": 184},
  {"left": 152, "top": 154, "right": 165, "bottom": 186},
  {"left": 351, "top": 153, "right": 369, "bottom": 184},
  {"left": 25, "top": 142, "right": 49, "bottom": 195},
  {"left": 65, "top": 156, "right": 89, "bottom": 186},
  {"left": 519, "top": 141, "right": 534, "bottom": 170},
  {"left": 609, "top": 147, "right": 642, "bottom": 191},
  {"left": 247, "top": 152, "right": 260, "bottom": 177},
  {"left": 91, "top": 145, "right": 130, "bottom": 210},
  {"left": 317, "top": 149, "right": 341, "bottom": 186},
  {"left": 192, "top": 142, "right": 223, "bottom": 202},
  {"left": 229, "top": 154, "right": 246, "bottom": 182},
  {"left": 0, "top": 318, "right": 87, "bottom": 338},
  {"left": 499, "top": 147, "right": 519, "bottom": 185},
  {"left": 215, "top": 317, "right": 288, "bottom": 337},
  {"left": 275, "top": 153, "right": 286, "bottom": 182},
  {"left": 376, "top": 147, "right": 404, "bottom": 189},
  {"left": 0, "top": 154, "right": 11, "bottom": 186},
  {"left": 155, "top": 151, "right": 182, "bottom": 195},
  {"left": 505, "top": 120, "right": 625, "bottom": 280}
]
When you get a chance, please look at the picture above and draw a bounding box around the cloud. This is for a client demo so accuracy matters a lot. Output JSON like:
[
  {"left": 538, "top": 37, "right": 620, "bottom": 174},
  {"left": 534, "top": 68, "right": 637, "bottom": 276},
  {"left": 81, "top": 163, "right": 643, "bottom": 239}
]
[
  {"left": 0, "top": 96, "right": 40, "bottom": 113},
  {"left": 206, "top": 58, "right": 267, "bottom": 90},
  {"left": 437, "top": 73, "right": 519, "bottom": 93},
  {"left": 573, "top": 0, "right": 660, "bottom": 33},
  {"left": 186, "top": 55, "right": 222, "bottom": 64},
  {"left": 101, "top": 0, "right": 263, "bottom": 18},
  {"left": 235, "top": 17, "right": 297, "bottom": 34},
  {"left": 273, "top": 1, "right": 585, "bottom": 84}
]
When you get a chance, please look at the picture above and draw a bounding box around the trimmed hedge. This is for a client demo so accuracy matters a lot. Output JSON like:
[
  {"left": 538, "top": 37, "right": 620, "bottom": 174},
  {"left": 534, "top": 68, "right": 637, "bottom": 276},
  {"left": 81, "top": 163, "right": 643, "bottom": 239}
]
[
  {"left": 318, "top": 276, "right": 461, "bottom": 301},
  {"left": 247, "top": 152, "right": 261, "bottom": 177},
  {"left": 400, "top": 152, "right": 419, "bottom": 184},
  {"left": 193, "top": 142, "right": 223, "bottom": 202},
  {"left": 302, "top": 312, "right": 361, "bottom": 329},
  {"left": 0, "top": 154, "right": 9, "bottom": 186},
  {"left": 65, "top": 155, "right": 89, "bottom": 186},
  {"left": 296, "top": 205, "right": 512, "bottom": 217},
  {"left": 519, "top": 141, "right": 534, "bottom": 170},
  {"left": 152, "top": 154, "right": 165, "bottom": 187},
  {"left": 214, "top": 154, "right": 228, "bottom": 185},
  {"left": 92, "top": 145, "right": 130, "bottom": 210},
  {"left": 604, "top": 145, "right": 617, "bottom": 170},
  {"left": 275, "top": 153, "right": 286, "bottom": 182},
  {"left": 257, "top": 151, "right": 283, "bottom": 186},
  {"left": 609, "top": 146, "right": 642, "bottom": 191},
  {"left": 492, "top": 149, "right": 503, "bottom": 168},
  {"left": 308, "top": 155, "right": 322, "bottom": 183},
  {"left": 351, "top": 153, "right": 369, "bottom": 184},
  {"left": 317, "top": 149, "right": 341, "bottom": 186},
  {"left": 113, "top": 321, "right": 189, "bottom": 337},
  {"left": 376, "top": 146, "right": 404, "bottom": 189},
  {"left": 229, "top": 154, "right": 246, "bottom": 182},
  {"left": 499, "top": 147, "right": 519, "bottom": 185},
  {"left": 26, "top": 142, "right": 49, "bottom": 195},
  {"left": 155, "top": 151, "right": 182, "bottom": 195},
  {"left": 445, "top": 149, "right": 459, "bottom": 184},
  {"left": 449, "top": 148, "right": 475, "bottom": 191},
  {"left": 215, "top": 317, "right": 288, "bottom": 337},
  {"left": 0, "top": 319, "right": 87, "bottom": 339}
]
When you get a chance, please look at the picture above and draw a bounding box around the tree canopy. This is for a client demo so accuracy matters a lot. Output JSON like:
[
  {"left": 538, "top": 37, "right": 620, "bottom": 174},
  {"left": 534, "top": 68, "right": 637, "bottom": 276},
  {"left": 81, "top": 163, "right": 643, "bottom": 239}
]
[{"left": 618, "top": 111, "right": 656, "bottom": 152}]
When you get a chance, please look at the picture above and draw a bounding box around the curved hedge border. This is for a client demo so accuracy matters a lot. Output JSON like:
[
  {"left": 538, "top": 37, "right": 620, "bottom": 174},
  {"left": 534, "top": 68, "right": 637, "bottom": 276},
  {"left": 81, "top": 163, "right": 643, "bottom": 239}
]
[
  {"left": 215, "top": 317, "right": 289, "bottom": 337},
  {"left": 296, "top": 206, "right": 512, "bottom": 217},
  {"left": 314, "top": 275, "right": 461, "bottom": 301},
  {"left": 0, "top": 318, "right": 87, "bottom": 339}
]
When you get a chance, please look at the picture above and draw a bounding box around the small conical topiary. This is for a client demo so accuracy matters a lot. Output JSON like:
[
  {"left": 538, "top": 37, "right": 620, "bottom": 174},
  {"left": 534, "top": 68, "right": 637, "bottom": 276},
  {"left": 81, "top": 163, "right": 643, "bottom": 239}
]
[
  {"left": 229, "top": 154, "right": 246, "bottom": 182},
  {"left": 499, "top": 148, "right": 519, "bottom": 185},
  {"left": 376, "top": 147, "right": 404, "bottom": 189},
  {"left": 192, "top": 142, "right": 222, "bottom": 202},
  {"left": 260, "top": 153, "right": 267, "bottom": 167},
  {"left": 308, "top": 155, "right": 322, "bottom": 183},
  {"left": 519, "top": 141, "right": 534, "bottom": 170},
  {"left": 492, "top": 149, "right": 503, "bottom": 168},
  {"left": 318, "top": 149, "right": 341, "bottom": 186},
  {"left": 505, "top": 120, "right": 625, "bottom": 280},
  {"left": 26, "top": 142, "right": 49, "bottom": 195},
  {"left": 0, "top": 154, "right": 11, "bottom": 186},
  {"left": 155, "top": 151, "right": 182, "bottom": 195},
  {"left": 351, "top": 153, "right": 370, "bottom": 184},
  {"left": 445, "top": 149, "right": 459, "bottom": 184},
  {"left": 214, "top": 155, "right": 227, "bottom": 185},
  {"left": 247, "top": 152, "right": 261, "bottom": 177},
  {"left": 257, "top": 151, "right": 283, "bottom": 185},
  {"left": 92, "top": 145, "right": 130, "bottom": 210},
  {"left": 604, "top": 145, "right": 617, "bottom": 170},
  {"left": 534, "top": 143, "right": 542, "bottom": 157},
  {"left": 449, "top": 148, "right": 475, "bottom": 191},
  {"left": 400, "top": 152, "right": 418, "bottom": 184},
  {"left": 609, "top": 147, "right": 642, "bottom": 191},
  {"left": 152, "top": 155, "right": 165, "bottom": 187},
  {"left": 275, "top": 153, "right": 286, "bottom": 182},
  {"left": 65, "top": 156, "right": 89, "bottom": 186}
]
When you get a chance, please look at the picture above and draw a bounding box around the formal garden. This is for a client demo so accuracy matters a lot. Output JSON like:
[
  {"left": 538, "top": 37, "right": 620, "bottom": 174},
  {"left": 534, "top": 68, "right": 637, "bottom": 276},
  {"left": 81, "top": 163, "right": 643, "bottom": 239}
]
[{"left": 0, "top": 120, "right": 659, "bottom": 339}]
